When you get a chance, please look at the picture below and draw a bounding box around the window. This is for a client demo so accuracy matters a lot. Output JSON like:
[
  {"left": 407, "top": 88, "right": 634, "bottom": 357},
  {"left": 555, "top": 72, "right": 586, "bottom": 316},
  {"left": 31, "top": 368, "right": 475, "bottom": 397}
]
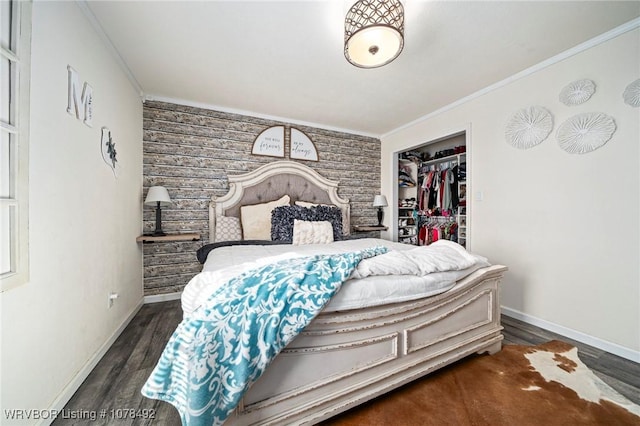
[{"left": 1, "top": 0, "right": 31, "bottom": 292}]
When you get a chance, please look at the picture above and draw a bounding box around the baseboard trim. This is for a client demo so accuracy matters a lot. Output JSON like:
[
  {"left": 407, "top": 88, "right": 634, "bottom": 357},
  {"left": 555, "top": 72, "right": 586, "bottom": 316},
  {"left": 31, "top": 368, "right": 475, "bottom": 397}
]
[
  {"left": 39, "top": 300, "right": 144, "bottom": 426},
  {"left": 501, "top": 306, "right": 640, "bottom": 363},
  {"left": 143, "top": 291, "right": 182, "bottom": 304}
]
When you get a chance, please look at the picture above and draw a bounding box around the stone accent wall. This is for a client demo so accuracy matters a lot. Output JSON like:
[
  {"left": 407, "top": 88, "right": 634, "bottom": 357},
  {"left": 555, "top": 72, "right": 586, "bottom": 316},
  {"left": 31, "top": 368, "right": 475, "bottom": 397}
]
[{"left": 142, "top": 101, "right": 382, "bottom": 296}]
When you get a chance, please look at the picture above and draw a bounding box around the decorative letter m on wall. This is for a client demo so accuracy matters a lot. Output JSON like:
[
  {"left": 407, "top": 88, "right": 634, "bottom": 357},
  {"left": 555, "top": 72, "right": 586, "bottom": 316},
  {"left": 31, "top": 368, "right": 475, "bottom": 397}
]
[{"left": 67, "top": 66, "right": 93, "bottom": 127}]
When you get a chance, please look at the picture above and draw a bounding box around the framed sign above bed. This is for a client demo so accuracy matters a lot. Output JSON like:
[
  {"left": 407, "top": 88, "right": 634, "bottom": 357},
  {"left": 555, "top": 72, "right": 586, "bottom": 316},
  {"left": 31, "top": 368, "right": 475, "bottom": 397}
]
[
  {"left": 252, "top": 126, "right": 319, "bottom": 161},
  {"left": 252, "top": 125, "right": 285, "bottom": 158},
  {"left": 290, "top": 127, "right": 318, "bottom": 161}
]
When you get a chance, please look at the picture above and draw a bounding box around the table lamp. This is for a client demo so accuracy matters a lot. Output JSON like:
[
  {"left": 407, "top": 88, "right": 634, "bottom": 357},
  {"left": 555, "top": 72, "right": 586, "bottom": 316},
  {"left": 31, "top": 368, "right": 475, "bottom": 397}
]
[
  {"left": 144, "top": 186, "right": 172, "bottom": 236},
  {"left": 373, "top": 195, "right": 388, "bottom": 227}
]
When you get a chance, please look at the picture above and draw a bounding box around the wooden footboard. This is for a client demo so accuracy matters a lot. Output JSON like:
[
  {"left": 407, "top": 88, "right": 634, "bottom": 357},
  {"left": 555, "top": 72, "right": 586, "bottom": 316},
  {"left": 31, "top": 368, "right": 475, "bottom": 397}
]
[{"left": 226, "top": 264, "right": 507, "bottom": 425}]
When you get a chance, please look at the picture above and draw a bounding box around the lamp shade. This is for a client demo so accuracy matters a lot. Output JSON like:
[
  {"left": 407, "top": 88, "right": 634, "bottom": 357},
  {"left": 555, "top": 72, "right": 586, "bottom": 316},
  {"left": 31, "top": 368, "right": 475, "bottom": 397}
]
[
  {"left": 144, "top": 186, "right": 172, "bottom": 206},
  {"left": 373, "top": 195, "right": 388, "bottom": 207},
  {"left": 344, "top": 0, "right": 405, "bottom": 68}
]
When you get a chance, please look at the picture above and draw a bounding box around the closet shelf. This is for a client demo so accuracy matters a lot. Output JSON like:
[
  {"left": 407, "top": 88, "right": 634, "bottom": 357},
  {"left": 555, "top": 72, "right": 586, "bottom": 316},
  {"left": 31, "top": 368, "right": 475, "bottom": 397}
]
[{"left": 421, "top": 152, "right": 465, "bottom": 168}]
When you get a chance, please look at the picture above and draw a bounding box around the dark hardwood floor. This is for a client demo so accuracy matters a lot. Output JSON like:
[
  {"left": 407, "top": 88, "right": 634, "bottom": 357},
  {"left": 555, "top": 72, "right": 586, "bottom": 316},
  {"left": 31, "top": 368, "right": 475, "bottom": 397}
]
[
  {"left": 51, "top": 301, "right": 639, "bottom": 425},
  {"left": 52, "top": 301, "right": 184, "bottom": 426}
]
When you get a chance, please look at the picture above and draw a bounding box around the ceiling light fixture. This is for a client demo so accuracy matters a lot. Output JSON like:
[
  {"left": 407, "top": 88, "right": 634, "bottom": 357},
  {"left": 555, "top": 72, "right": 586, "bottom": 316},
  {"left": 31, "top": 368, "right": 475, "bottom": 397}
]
[{"left": 344, "top": 0, "right": 405, "bottom": 69}]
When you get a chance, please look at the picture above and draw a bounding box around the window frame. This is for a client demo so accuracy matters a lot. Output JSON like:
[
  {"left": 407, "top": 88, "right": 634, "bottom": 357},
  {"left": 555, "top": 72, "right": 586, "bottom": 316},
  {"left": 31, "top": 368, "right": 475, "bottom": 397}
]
[{"left": 1, "top": 0, "right": 31, "bottom": 292}]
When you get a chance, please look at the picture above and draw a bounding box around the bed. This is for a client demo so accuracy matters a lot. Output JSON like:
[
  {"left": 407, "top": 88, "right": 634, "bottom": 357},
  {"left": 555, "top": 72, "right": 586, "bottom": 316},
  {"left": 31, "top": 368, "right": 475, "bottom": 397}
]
[{"left": 142, "top": 161, "right": 507, "bottom": 425}]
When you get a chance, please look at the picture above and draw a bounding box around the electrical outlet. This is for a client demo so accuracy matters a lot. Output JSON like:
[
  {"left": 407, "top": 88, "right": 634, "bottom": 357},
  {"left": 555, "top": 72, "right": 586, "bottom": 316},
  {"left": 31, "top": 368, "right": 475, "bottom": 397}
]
[{"left": 108, "top": 292, "right": 119, "bottom": 308}]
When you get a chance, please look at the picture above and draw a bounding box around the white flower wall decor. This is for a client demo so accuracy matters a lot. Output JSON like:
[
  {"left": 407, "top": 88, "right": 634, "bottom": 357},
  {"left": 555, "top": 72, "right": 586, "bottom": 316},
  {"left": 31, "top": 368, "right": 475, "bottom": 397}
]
[
  {"left": 556, "top": 113, "right": 616, "bottom": 154},
  {"left": 623, "top": 79, "right": 640, "bottom": 107},
  {"left": 559, "top": 79, "right": 596, "bottom": 106},
  {"left": 505, "top": 106, "right": 554, "bottom": 149}
]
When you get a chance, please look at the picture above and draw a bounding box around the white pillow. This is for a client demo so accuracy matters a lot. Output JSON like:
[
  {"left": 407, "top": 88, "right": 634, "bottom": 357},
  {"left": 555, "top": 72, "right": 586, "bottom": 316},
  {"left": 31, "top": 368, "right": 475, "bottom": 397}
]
[
  {"left": 295, "top": 201, "right": 334, "bottom": 208},
  {"left": 240, "top": 195, "right": 290, "bottom": 240},
  {"left": 214, "top": 216, "right": 242, "bottom": 242},
  {"left": 292, "top": 219, "right": 334, "bottom": 245}
]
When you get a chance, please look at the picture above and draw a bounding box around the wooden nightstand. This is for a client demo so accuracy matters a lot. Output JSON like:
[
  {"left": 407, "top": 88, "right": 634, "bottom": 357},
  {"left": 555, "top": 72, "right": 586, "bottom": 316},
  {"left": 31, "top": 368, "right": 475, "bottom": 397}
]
[
  {"left": 353, "top": 225, "right": 388, "bottom": 232},
  {"left": 136, "top": 233, "right": 200, "bottom": 243}
]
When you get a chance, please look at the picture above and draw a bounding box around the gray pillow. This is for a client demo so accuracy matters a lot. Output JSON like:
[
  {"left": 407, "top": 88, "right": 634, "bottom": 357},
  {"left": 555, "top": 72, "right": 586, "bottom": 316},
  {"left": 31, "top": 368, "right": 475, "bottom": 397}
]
[{"left": 271, "top": 205, "right": 343, "bottom": 242}]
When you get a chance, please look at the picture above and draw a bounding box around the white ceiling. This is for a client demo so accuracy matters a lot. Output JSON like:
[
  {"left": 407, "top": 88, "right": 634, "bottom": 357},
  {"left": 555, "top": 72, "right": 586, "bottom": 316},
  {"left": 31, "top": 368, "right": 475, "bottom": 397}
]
[{"left": 84, "top": 1, "right": 640, "bottom": 137}]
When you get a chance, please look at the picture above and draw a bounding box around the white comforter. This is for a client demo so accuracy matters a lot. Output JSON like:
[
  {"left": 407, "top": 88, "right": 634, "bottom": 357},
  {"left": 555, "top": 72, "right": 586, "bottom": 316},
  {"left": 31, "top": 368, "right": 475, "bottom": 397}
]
[
  {"left": 182, "top": 238, "right": 490, "bottom": 315},
  {"left": 352, "top": 239, "right": 479, "bottom": 278}
]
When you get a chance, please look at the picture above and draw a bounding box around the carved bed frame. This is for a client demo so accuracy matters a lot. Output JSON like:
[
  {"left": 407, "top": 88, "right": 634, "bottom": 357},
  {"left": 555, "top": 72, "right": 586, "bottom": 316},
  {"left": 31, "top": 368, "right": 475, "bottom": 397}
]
[
  {"left": 207, "top": 161, "right": 507, "bottom": 425},
  {"left": 210, "top": 161, "right": 351, "bottom": 237}
]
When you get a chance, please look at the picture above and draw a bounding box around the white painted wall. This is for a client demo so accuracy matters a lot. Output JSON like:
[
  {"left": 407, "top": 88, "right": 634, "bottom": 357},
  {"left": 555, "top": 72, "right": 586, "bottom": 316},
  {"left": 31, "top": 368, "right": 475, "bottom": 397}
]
[
  {"left": 0, "top": 2, "right": 143, "bottom": 423},
  {"left": 381, "top": 27, "right": 640, "bottom": 357}
]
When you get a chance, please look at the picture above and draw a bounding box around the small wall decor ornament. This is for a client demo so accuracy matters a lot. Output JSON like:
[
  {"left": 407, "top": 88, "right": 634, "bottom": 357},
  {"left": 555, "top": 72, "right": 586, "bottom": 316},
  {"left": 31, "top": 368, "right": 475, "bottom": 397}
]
[
  {"left": 252, "top": 126, "right": 285, "bottom": 158},
  {"left": 622, "top": 78, "right": 640, "bottom": 107},
  {"left": 505, "top": 106, "right": 554, "bottom": 149},
  {"left": 101, "top": 127, "right": 120, "bottom": 177},
  {"left": 556, "top": 112, "right": 616, "bottom": 154},
  {"left": 290, "top": 127, "right": 318, "bottom": 161},
  {"left": 559, "top": 79, "right": 596, "bottom": 106}
]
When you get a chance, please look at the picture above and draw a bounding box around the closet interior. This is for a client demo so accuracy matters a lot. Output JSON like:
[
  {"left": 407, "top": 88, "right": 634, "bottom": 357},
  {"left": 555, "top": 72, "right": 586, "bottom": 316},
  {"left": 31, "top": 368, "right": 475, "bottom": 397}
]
[{"left": 397, "top": 132, "right": 467, "bottom": 247}]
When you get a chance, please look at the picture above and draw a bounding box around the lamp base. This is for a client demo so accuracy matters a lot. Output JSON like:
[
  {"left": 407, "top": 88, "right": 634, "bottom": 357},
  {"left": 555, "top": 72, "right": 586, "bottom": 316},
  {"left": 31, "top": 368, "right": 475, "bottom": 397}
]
[
  {"left": 377, "top": 207, "right": 384, "bottom": 227},
  {"left": 153, "top": 205, "right": 166, "bottom": 236}
]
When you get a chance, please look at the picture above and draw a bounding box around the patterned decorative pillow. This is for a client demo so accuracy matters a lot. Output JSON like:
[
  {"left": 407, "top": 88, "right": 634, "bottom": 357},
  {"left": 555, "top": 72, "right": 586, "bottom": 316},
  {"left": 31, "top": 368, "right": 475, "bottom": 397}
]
[
  {"left": 292, "top": 220, "right": 334, "bottom": 245},
  {"left": 271, "top": 205, "right": 343, "bottom": 242},
  {"left": 214, "top": 216, "right": 242, "bottom": 242}
]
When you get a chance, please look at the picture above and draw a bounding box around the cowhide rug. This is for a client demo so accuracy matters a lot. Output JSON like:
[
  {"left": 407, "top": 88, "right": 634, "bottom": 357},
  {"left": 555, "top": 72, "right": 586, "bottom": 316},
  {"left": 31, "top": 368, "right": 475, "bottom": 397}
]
[{"left": 323, "top": 341, "right": 640, "bottom": 426}]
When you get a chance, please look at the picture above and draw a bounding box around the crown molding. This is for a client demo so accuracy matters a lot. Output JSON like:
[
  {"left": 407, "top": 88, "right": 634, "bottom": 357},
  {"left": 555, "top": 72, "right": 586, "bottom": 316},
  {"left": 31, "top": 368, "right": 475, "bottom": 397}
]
[
  {"left": 75, "top": 0, "right": 144, "bottom": 99},
  {"left": 382, "top": 17, "right": 640, "bottom": 139},
  {"left": 143, "top": 94, "right": 381, "bottom": 139}
]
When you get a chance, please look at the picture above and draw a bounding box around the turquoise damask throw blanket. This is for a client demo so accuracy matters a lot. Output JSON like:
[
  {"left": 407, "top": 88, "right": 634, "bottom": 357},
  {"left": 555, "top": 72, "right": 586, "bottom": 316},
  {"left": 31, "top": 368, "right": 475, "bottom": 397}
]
[{"left": 141, "top": 246, "right": 387, "bottom": 426}]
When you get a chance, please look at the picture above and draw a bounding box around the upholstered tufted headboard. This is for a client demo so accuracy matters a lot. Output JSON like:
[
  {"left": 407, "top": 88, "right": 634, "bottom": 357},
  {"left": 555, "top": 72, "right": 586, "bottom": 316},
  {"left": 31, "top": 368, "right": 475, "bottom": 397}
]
[{"left": 209, "top": 161, "right": 351, "bottom": 240}]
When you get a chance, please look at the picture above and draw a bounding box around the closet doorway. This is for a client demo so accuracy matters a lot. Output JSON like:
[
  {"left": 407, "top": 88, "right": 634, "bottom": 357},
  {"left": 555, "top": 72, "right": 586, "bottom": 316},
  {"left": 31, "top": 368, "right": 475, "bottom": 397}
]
[{"left": 392, "top": 128, "right": 469, "bottom": 248}]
